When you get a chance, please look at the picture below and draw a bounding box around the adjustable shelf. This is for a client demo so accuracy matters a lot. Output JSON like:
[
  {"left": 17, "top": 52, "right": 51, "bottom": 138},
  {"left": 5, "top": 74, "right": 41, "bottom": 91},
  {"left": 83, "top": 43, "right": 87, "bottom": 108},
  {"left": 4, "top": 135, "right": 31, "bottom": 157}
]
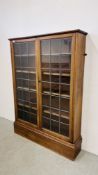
[
  {"left": 44, "top": 109, "right": 69, "bottom": 120},
  {"left": 41, "top": 53, "right": 71, "bottom": 56},
  {"left": 42, "top": 104, "right": 69, "bottom": 113},
  {"left": 43, "top": 91, "right": 70, "bottom": 99},
  {"left": 43, "top": 116, "right": 69, "bottom": 127},
  {"left": 16, "top": 78, "right": 36, "bottom": 82},
  {"left": 15, "top": 54, "right": 35, "bottom": 57},
  {"left": 16, "top": 70, "right": 36, "bottom": 74},
  {"left": 17, "top": 87, "right": 36, "bottom": 92},
  {"left": 18, "top": 103, "right": 37, "bottom": 111},
  {"left": 42, "top": 72, "right": 70, "bottom": 76},
  {"left": 42, "top": 81, "right": 70, "bottom": 86},
  {"left": 17, "top": 98, "right": 37, "bottom": 106}
]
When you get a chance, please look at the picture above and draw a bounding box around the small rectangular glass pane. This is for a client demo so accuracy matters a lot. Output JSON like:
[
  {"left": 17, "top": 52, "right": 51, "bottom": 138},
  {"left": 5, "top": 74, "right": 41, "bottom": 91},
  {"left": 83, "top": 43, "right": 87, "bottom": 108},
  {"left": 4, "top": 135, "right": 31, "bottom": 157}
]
[
  {"left": 51, "top": 74, "right": 59, "bottom": 83},
  {"left": 28, "top": 56, "right": 35, "bottom": 67},
  {"left": 51, "top": 83, "right": 59, "bottom": 94},
  {"left": 42, "top": 94, "right": 50, "bottom": 106},
  {"left": 28, "top": 41, "right": 35, "bottom": 55},
  {"left": 14, "top": 43, "right": 21, "bottom": 55},
  {"left": 51, "top": 96, "right": 59, "bottom": 109},
  {"left": 22, "top": 91, "right": 30, "bottom": 101},
  {"left": 61, "top": 76, "right": 70, "bottom": 84},
  {"left": 42, "top": 117, "right": 50, "bottom": 130},
  {"left": 30, "top": 92, "right": 36, "bottom": 104},
  {"left": 41, "top": 40, "right": 50, "bottom": 55},
  {"left": 41, "top": 55, "right": 50, "bottom": 68},
  {"left": 51, "top": 114, "right": 59, "bottom": 122},
  {"left": 15, "top": 56, "right": 21, "bottom": 68},
  {"left": 42, "top": 82, "right": 50, "bottom": 92},
  {"left": 21, "top": 56, "right": 28, "bottom": 67},
  {"left": 60, "top": 55, "right": 71, "bottom": 71},
  {"left": 29, "top": 73, "right": 36, "bottom": 81},
  {"left": 50, "top": 55, "right": 60, "bottom": 69},
  {"left": 29, "top": 81, "right": 36, "bottom": 90},
  {"left": 60, "top": 84, "right": 70, "bottom": 95},
  {"left": 51, "top": 120, "right": 59, "bottom": 133},
  {"left": 60, "top": 97, "right": 69, "bottom": 111},
  {"left": 60, "top": 117, "right": 69, "bottom": 125},
  {"left": 60, "top": 123, "right": 69, "bottom": 137},
  {"left": 42, "top": 74, "right": 50, "bottom": 82},
  {"left": 18, "top": 110, "right": 37, "bottom": 124},
  {"left": 41, "top": 40, "right": 50, "bottom": 69},
  {"left": 22, "top": 80, "right": 29, "bottom": 89},
  {"left": 20, "top": 43, "right": 28, "bottom": 55}
]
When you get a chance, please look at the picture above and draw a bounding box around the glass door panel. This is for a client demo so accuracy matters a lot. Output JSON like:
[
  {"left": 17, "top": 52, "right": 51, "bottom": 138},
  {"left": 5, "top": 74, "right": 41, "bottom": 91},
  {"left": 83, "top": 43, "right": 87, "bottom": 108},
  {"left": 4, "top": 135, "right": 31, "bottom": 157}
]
[
  {"left": 14, "top": 41, "right": 37, "bottom": 125},
  {"left": 41, "top": 37, "right": 72, "bottom": 137}
]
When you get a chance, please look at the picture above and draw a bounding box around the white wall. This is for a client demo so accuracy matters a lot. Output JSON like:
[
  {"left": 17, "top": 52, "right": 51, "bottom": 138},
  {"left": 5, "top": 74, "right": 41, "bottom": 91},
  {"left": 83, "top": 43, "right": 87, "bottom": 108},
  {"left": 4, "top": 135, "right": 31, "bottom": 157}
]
[{"left": 0, "top": 0, "right": 98, "bottom": 155}]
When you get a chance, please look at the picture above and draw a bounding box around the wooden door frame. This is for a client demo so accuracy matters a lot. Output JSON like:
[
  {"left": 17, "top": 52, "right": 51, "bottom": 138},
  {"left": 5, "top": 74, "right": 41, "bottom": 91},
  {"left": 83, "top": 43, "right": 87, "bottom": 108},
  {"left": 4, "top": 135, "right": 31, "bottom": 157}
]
[
  {"left": 10, "top": 41, "right": 18, "bottom": 121},
  {"left": 10, "top": 33, "right": 76, "bottom": 143},
  {"left": 10, "top": 39, "right": 38, "bottom": 128},
  {"left": 37, "top": 33, "right": 76, "bottom": 142}
]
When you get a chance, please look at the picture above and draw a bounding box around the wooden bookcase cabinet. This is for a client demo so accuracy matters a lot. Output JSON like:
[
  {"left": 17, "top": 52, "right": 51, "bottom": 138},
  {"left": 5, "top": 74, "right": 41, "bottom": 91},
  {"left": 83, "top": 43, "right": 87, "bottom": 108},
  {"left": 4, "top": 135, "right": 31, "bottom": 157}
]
[{"left": 9, "top": 29, "right": 87, "bottom": 160}]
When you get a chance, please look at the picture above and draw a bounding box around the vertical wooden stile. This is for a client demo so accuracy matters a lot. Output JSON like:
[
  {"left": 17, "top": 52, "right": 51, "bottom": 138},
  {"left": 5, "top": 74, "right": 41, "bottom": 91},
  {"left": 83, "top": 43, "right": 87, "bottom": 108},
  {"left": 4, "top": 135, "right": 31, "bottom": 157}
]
[
  {"left": 35, "top": 39, "right": 42, "bottom": 129},
  {"left": 10, "top": 41, "right": 18, "bottom": 120},
  {"left": 69, "top": 34, "right": 76, "bottom": 142}
]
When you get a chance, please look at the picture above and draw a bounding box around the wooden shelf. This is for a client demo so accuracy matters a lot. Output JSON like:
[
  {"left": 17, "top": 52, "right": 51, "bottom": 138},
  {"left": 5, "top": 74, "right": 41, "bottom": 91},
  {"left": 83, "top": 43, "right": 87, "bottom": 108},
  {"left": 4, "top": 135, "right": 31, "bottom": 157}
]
[
  {"left": 15, "top": 54, "right": 35, "bottom": 57},
  {"left": 16, "top": 78, "right": 36, "bottom": 81},
  {"left": 16, "top": 70, "right": 36, "bottom": 74},
  {"left": 17, "top": 87, "right": 36, "bottom": 92},
  {"left": 41, "top": 53, "right": 71, "bottom": 56},
  {"left": 41, "top": 68, "right": 70, "bottom": 70},
  {"left": 44, "top": 110, "right": 69, "bottom": 120},
  {"left": 17, "top": 87, "right": 29, "bottom": 91},
  {"left": 42, "top": 104, "right": 69, "bottom": 113},
  {"left": 42, "top": 81, "right": 70, "bottom": 86},
  {"left": 43, "top": 91, "right": 70, "bottom": 99},
  {"left": 43, "top": 116, "right": 69, "bottom": 126},
  {"left": 18, "top": 109, "right": 37, "bottom": 117},
  {"left": 18, "top": 99, "right": 37, "bottom": 105},
  {"left": 42, "top": 72, "right": 70, "bottom": 76},
  {"left": 18, "top": 103, "right": 37, "bottom": 110}
]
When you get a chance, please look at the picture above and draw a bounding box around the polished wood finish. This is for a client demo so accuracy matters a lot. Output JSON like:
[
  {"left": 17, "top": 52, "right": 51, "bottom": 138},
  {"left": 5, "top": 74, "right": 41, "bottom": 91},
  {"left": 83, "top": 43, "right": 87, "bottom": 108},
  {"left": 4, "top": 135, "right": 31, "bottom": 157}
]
[
  {"left": 35, "top": 39, "right": 42, "bottom": 129},
  {"left": 10, "top": 29, "right": 87, "bottom": 160},
  {"left": 9, "top": 29, "right": 87, "bottom": 41},
  {"left": 10, "top": 42, "right": 18, "bottom": 121},
  {"left": 14, "top": 120, "right": 82, "bottom": 160},
  {"left": 72, "top": 33, "right": 86, "bottom": 142}
]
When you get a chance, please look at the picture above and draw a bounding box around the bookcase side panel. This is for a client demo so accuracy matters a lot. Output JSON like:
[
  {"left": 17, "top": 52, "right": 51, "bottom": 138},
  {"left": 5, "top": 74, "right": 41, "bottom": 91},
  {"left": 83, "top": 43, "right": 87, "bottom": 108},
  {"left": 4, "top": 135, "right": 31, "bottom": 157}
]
[{"left": 73, "top": 33, "right": 86, "bottom": 142}]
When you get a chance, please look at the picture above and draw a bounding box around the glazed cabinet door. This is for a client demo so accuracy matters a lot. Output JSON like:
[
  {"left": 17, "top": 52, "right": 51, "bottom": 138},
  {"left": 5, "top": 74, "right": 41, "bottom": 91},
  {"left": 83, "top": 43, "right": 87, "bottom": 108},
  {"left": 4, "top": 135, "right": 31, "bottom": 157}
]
[
  {"left": 13, "top": 40, "right": 38, "bottom": 125},
  {"left": 40, "top": 35, "right": 75, "bottom": 140}
]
